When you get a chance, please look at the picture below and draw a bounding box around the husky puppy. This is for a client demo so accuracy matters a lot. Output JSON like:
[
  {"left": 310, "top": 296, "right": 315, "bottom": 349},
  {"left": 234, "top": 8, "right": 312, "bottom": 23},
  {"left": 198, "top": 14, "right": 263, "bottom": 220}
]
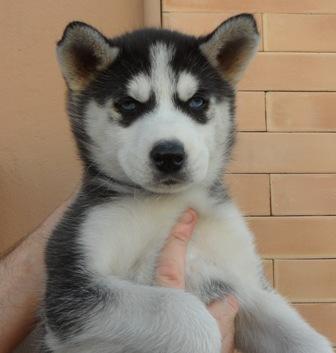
[{"left": 43, "top": 14, "right": 333, "bottom": 353}]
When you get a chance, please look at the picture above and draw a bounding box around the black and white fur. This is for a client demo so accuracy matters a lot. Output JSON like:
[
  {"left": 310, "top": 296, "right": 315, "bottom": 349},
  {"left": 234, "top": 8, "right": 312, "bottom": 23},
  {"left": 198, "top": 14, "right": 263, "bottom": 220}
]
[{"left": 42, "top": 15, "right": 333, "bottom": 353}]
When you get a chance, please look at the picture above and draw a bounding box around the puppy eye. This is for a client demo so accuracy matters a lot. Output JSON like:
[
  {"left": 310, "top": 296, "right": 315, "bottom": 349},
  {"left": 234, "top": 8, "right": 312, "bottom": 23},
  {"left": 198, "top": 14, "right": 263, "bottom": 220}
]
[
  {"left": 119, "top": 98, "right": 138, "bottom": 112},
  {"left": 188, "top": 96, "right": 206, "bottom": 110}
]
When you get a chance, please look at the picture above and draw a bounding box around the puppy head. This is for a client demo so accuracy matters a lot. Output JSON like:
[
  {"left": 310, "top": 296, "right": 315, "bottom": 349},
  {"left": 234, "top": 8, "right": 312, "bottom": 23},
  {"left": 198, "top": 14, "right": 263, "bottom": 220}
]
[{"left": 57, "top": 15, "right": 259, "bottom": 193}]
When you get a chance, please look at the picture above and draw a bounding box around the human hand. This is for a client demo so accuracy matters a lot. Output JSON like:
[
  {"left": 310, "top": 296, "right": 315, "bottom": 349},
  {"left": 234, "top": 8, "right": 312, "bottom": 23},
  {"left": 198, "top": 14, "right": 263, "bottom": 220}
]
[
  {"left": 0, "top": 189, "right": 78, "bottom": 353},
  {"left": 155, "top": 209, "right": 239, "bottom": 353}
]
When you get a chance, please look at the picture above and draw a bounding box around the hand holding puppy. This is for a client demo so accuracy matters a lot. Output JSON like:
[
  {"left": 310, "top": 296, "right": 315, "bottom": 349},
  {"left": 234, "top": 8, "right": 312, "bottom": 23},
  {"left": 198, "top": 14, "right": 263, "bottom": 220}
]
[{"left": 156, "top": 209, "right": 239, "bottom": 353}]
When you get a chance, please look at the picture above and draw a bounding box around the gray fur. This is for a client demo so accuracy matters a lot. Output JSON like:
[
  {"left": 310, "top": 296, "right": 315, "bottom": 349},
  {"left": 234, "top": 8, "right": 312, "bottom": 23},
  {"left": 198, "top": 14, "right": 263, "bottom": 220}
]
[{"left": 235, "top": 289, "right": 332, "bottom": 353}]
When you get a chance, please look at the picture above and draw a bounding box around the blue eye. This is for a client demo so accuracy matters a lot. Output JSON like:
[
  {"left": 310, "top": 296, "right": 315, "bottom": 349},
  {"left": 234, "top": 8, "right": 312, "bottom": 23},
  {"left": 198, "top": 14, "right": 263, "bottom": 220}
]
[
  {"left": 119, "top": 98, "right": 138, "bottom": 112},
  {"left": 188, "top": 96, "right": 205, "bottom": 110}
]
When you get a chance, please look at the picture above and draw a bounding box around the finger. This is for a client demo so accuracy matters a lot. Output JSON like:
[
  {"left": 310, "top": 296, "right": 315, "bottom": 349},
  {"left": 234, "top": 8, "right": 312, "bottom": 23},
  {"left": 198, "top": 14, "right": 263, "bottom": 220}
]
[
  {"left": 208, "top": 295, "right": 239, "bottom": 335},
  {"left": 208, "top": 296, "right": 239, "bottom": 353},
  {"left": 155, "top": 209, "right": 198, "bottom": 289}
]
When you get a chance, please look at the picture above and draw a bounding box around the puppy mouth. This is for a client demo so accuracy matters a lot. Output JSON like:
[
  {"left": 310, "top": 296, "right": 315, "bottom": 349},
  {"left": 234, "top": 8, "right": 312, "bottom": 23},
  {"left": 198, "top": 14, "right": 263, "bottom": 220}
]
[
  {"left": 141, "top": 173, "right": 191, "bottom": 194},
  {"left": 157, "top": 174, "right": 187, "bottom": 186},
  {"left": 162, "top": 178, "right": 180, "bottom": 186}
]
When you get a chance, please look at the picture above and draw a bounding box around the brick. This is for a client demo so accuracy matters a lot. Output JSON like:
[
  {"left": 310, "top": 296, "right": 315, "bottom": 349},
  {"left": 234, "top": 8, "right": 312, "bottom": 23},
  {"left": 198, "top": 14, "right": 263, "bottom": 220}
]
[
  {"left": 247, "top": 216, "right": 336, "bottom": 258},
  {"left": 239, "top": 53, "right": 336, "bottom": 91},
  {"left": 229, "top": 133, "right": 336, "bottom": 173},
  {"left": 263, "top": 259, "right": 274, "bottom": 287},
  {"left": 267, "top": 92, "right": 336, "bottom": 132},
  {"left": 163, "top": 0, "right": 336, "bottom": 14},
  {"left": 275, "top": 259, "right": 336, "bottom": 302},
  {"left": 271, "top": 174, "right": 336, "bottom": 216},
  {"left": 264, "top": 14, "right": 336, "bottom": 52},
  {"left": 236, "top": 92, "right": 266, "bottom": 131},
  {"left": 162, "top": 13, "right": 263, "bottom": 50},
  {"left": 224, "top": 174, "right": 270, "bottom": 216},
  {"left": 295, "top": 303, "right": 336, "bottom": 344}
]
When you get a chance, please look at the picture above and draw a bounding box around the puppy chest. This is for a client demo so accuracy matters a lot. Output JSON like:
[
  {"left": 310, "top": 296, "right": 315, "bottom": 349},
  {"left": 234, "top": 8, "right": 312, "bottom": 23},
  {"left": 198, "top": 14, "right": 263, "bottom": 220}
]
[{"left": 79, "top": 201, "right": 258, "bottom": 293}]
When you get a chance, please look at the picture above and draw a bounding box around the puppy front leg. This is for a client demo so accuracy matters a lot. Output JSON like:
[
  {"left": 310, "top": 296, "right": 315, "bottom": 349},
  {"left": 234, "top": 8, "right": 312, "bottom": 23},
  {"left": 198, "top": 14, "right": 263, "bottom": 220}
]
[
  {"left": 45, "top": 277, "right": 222, "bottom": 353},
  {"left": 235, "top": 288, "right": 333, "bottom": 353}
]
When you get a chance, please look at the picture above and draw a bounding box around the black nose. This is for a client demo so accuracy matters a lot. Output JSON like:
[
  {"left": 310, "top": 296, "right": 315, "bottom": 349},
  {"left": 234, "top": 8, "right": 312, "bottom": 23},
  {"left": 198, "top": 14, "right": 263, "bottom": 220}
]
[{"left": 150, "top": 141, "right": 186, "bottom": 174}]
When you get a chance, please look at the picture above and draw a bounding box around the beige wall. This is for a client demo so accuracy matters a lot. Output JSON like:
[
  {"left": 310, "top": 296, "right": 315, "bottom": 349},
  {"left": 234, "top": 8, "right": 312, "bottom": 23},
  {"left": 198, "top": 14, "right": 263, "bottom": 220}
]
[
  {"left": 0, "top": 0, "right": 144, "bottom": 254},
  {"left": 163, "top": 0, "right": 336, "bottom": 346}
]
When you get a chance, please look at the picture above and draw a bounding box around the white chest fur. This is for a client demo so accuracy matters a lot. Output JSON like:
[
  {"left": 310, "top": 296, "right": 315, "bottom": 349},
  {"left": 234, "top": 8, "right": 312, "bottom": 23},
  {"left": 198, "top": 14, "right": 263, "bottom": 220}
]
[{"left": 79, "top": 188, "right": 262, "bottom": 295}]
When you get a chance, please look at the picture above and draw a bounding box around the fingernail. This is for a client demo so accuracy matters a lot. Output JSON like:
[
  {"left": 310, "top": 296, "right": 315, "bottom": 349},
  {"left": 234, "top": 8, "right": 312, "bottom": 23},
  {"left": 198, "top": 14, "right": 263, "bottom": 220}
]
[
  {"left": 225, "top": 295, "right": 239, "bottom": 312},
  {"left": 180, "top": 210, "right": 194, "bottom": 224}
]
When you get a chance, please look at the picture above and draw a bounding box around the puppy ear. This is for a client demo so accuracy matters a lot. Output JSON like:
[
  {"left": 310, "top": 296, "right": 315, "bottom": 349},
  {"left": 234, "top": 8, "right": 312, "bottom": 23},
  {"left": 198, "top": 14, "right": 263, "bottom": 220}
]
[
  {"left": 200, "top": 14, "right": 259, "bottom": 86},
  {"left": 57, "top": 21, "right": 119, "bottom": 91}
]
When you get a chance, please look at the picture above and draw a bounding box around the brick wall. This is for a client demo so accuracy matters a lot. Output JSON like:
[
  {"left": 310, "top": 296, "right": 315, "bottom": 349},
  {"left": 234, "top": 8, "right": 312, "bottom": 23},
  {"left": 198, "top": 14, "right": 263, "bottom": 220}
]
[{"left": 162, "top": 0, "right": 336, "bottom": 347}]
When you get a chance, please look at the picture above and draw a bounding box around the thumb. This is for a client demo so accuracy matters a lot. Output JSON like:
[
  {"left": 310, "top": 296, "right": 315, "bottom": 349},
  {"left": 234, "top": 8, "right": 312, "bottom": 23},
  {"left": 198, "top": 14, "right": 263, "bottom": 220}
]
[{"left": 155, "top": 209, "right": 198, "bottom": 289}]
